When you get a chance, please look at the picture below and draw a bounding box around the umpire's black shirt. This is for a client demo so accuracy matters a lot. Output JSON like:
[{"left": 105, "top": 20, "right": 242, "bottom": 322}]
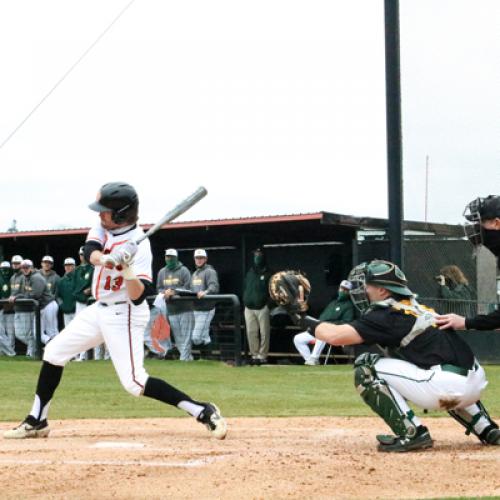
[
  {"left": 351, "top": 306, "right": 475, "bottom": 371},
  {"left": 466, "top": 308, "right": 500, "bottom": 331}
]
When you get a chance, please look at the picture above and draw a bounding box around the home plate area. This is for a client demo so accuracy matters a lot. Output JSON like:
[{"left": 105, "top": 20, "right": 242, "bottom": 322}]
[{"left": 1, "top": 417, "right": 500, "bottom": 499}]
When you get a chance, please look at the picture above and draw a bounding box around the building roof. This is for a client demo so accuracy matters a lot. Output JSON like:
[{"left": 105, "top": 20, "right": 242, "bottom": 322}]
[{"left": 0, "top": 211, "right": 464, "bottom": 239}]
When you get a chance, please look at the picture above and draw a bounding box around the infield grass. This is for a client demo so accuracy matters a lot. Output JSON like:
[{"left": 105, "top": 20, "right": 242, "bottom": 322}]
[{"left": 1, "top": 357, "right": 500, "bottom": 420}]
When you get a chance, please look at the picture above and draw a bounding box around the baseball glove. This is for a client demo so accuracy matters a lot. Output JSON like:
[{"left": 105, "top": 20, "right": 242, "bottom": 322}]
[{"left": 269, "top": 270, "right": 311, "bottom": 314}]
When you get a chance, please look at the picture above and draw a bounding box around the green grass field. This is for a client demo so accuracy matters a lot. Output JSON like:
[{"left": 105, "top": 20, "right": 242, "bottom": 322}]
[{"left": 1, "top": 357, "right": 500, "bottom": 421}]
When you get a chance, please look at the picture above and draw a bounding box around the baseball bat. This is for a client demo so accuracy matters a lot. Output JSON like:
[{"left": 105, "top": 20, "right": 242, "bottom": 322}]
[{"left": 136, "top": 186, "right": 207, "bottom": 244}]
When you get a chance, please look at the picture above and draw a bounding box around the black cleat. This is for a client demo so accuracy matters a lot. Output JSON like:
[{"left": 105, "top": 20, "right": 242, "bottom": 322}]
[
  {"left": 196, "top": 403, "right": 227, "bottom": 440},
  {"left": 4, "top": 416, "right": 50, "bottom": 439},
  {"left": 480, "top": 425, "right": 500, "bottom": 445},
  {"left": 377, "top": 426, "right": 433, "bottom": 452}
]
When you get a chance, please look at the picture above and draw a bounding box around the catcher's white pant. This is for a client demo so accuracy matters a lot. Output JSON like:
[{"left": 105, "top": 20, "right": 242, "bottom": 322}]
[
  {"left": 41, "top": 301, "right": 59, "bottom": 344},
  {"left": 293, "top": 331, "right": 326, "bottom": 361},
  {"left": 44, "top": 300, "right": 150, "bottom": 396},
  {"left": 374, "top": 358, "right": 488, "bottom": 412},
  {"left": 192, "top": 309, "right": 215, "bottom": 346}
]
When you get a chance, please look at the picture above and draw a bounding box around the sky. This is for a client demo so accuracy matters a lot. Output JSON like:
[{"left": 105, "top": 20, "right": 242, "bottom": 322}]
[{"left": 0, "top": 0, "right": 498, "bottom": 232}]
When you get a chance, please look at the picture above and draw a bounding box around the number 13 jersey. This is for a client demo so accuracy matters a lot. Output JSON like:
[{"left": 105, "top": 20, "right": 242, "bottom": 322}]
[{"left": 86, "top": 224, "right": 153, "bottom": 303}]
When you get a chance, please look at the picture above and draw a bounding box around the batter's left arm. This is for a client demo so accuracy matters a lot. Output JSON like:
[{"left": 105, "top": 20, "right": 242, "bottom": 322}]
[{"left": 123, "top": 268, "right": 146, "bottom": 301}]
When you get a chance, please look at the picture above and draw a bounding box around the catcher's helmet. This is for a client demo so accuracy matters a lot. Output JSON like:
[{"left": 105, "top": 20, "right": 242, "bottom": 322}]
[
  {"left": 89, "top": 182, "right": 139, "bottom": 224},
  {"left": 463, "top": 195, "right": 500, "bottom": 251},
  {"left": 464, "top": 195, "right": 500, "bottom": 222},
  {"left": 348, "top": 260, "right": 413, "bottom": 313},
  {"left": 364, "top": 260, "right": 413, "bottom": 297}
]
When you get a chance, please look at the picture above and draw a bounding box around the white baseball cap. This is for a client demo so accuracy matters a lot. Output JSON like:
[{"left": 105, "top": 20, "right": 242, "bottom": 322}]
[
  {"left": 165, "top": 248, "right": 178, "bottom": 257},
  {"left": 194, "top": 249, "right": 207, "bottom": 258},
  {"left": 340, "top": 279, "right": 353, "bottom": 291},
  {"left": 21, "top": 259, "right": 33, "bottom": 268},
  {"left": 0, "top": 261, "right": 10, "bottom": 268},
  {"left": 11, "top": 255, "right": 23, "bottom": 264},
  {"left": 42, "top": 255, "right": 54, "bottom": 263},
  {"left": 64, "top": 257, "right": 76, "bottom": 265}
]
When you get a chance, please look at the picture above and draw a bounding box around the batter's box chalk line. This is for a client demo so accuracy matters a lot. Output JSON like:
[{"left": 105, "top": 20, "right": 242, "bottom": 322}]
[{"left": 0, "top": 455, "right": 230, "bottom": 468}]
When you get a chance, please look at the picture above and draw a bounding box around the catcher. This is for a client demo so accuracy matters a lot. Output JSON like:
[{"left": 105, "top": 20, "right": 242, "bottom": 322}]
[{"left": 269, "top": 265, "right": 500, "bottom": 452}]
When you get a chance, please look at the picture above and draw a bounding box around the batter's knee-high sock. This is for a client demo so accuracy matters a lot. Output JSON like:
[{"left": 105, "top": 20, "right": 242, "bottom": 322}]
[
  {"left": 143, "top": 377, "right": 205, "bottom": 418},
  {"left": 28, "top": 361, "right": 64, "bottom": 423}
]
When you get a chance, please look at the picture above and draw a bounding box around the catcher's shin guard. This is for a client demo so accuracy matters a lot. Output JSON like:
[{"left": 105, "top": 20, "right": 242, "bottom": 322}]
[
  {"left": 448, "top": 401, "right": 500, "bottom": 444},
  {"left": 354, "top": 353, "right": 418, "bottom": 439}
]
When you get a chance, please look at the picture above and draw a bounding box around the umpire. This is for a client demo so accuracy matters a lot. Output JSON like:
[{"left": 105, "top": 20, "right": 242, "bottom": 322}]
[{"left": 437, "top": 195, "right": 500, "bottom": 330}]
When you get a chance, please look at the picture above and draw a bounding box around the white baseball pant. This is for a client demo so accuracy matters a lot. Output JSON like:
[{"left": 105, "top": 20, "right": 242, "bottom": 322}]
[
  {"left": 169, "top": 311, "right": 194, "bottom": 361},
  {"left": 44, "top": 301, "right": 150, "bottom": 396},
  {"left": 0, "top": 310, "right": 16, "bottom": 356},
  {"left": 63, "top": 313, "right": 75, "bottom": 327},
  {"left": 293, "top": 331, "right": 326, "bottom": 361},
  {"left": 41, "top": 301, "right": 59, "bottom": 344},
  {"left": 192, "top": 309, "right": 215, "bottom": 346},
  {"left": 374, "top": 357, "right": 488, "bottom": 412},
  {"left": 14, "top": 311, "right": 35, "bottom": 356}
]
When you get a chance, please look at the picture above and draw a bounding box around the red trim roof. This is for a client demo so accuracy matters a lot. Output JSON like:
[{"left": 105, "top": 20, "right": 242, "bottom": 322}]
[{"left": 0, "top": 212, "right": 324, "bottom": 239}]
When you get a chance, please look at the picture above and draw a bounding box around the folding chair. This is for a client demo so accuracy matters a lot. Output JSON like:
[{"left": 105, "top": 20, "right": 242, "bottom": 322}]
[{"left": 324, "top": 345, "right": 337, "bottom": 365}]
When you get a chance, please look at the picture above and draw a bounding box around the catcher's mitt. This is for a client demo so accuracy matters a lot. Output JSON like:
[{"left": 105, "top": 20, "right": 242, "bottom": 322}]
[{"left": 269, "top": 270, "right": 311, "bottom": 314}]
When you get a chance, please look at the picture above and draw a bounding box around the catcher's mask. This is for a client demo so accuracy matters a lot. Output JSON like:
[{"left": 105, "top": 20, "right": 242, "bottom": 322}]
[
  {"left": 463, "top": 196, "right": 500, "bottom": 257},
  {"left": 347, "top": 260, "right": 413, "bottom": 313},
  {"left": 347, "top": 262, "right": 370, "bottom": 313}
]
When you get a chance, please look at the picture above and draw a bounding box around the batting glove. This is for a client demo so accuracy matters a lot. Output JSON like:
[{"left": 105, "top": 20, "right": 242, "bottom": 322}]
[
  {"left": 100, "top": 254, "right": 120, "bottom": 269},
  {"left": 111, "top": 241, "right": 138, "bottom": 266}
]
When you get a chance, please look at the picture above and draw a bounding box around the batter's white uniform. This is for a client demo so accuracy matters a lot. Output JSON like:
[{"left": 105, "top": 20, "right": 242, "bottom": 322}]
[{"left": 44, "top": 224, "right": 153, "bottom": 396}]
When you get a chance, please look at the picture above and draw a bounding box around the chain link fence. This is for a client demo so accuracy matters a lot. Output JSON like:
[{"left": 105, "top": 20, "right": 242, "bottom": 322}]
[{"left": 418, "top": 297, "right": 498, "bottom": 317}]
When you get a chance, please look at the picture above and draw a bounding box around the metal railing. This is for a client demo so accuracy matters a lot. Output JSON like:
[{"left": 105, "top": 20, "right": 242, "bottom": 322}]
[
  {"left": 1, "top": 295, "right": 243, "bottom": 365},
  {"left": 0, "top": 298, "right": 42, "bottom": 359},
  {"left": 158, "top": 294, "right": 242, "bottom": 366},
  {"left": 418, "top": 297, "right": 498, "bottom": 317}
]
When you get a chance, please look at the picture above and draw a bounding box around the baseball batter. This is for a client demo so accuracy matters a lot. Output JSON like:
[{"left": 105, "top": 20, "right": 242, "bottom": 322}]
[
  {"left": 4, "top": 182, "right": 227, "bottom": 440},
  {"left": 270, "top": 261, "right": 500, "bottom": 452}
]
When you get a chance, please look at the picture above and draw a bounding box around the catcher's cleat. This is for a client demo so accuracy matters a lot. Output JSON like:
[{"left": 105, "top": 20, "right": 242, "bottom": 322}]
[
  {"left": 480, "top": 425, "right": 500, "bottom": 445},
  {"left": 4, "top": 417, "right": 50, "bottom": 439},
  {"left": 377, "top": 425, "right": 433, "bottom": 452},
  {"left": 197, "top": 403, "right": 227, "bottom": 440}
]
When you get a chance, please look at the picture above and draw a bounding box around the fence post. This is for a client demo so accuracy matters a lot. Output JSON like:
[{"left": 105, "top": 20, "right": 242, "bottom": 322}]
[
  {"left": 230, "top": 295, "right": 242, "bottom": 366},
  {"left": 33, "top": 300, "right": 42, "bottom": 360}
]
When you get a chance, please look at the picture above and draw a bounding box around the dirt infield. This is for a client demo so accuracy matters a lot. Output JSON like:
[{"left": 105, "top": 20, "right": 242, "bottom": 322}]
[{"left": 2, "top": 417, "right": 500, "bottom": 499}]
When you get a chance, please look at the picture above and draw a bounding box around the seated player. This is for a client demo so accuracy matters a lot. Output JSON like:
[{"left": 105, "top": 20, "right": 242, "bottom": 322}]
[{"left": 293, "top": 280, "right": 355, "bottom": 365}]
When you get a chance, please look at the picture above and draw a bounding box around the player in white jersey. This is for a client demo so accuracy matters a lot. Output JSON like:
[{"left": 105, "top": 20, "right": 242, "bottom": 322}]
[{"left": 3, "top": 182, "right": 227, "bottom": 440}]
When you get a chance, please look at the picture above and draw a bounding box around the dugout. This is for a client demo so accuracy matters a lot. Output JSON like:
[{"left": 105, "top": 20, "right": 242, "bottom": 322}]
[
  {"left": 0, "top": 211, "right": 489, "bottom": 309},
  {"left": 1, "top": 212, "right": 498, "bottom": 362}
]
